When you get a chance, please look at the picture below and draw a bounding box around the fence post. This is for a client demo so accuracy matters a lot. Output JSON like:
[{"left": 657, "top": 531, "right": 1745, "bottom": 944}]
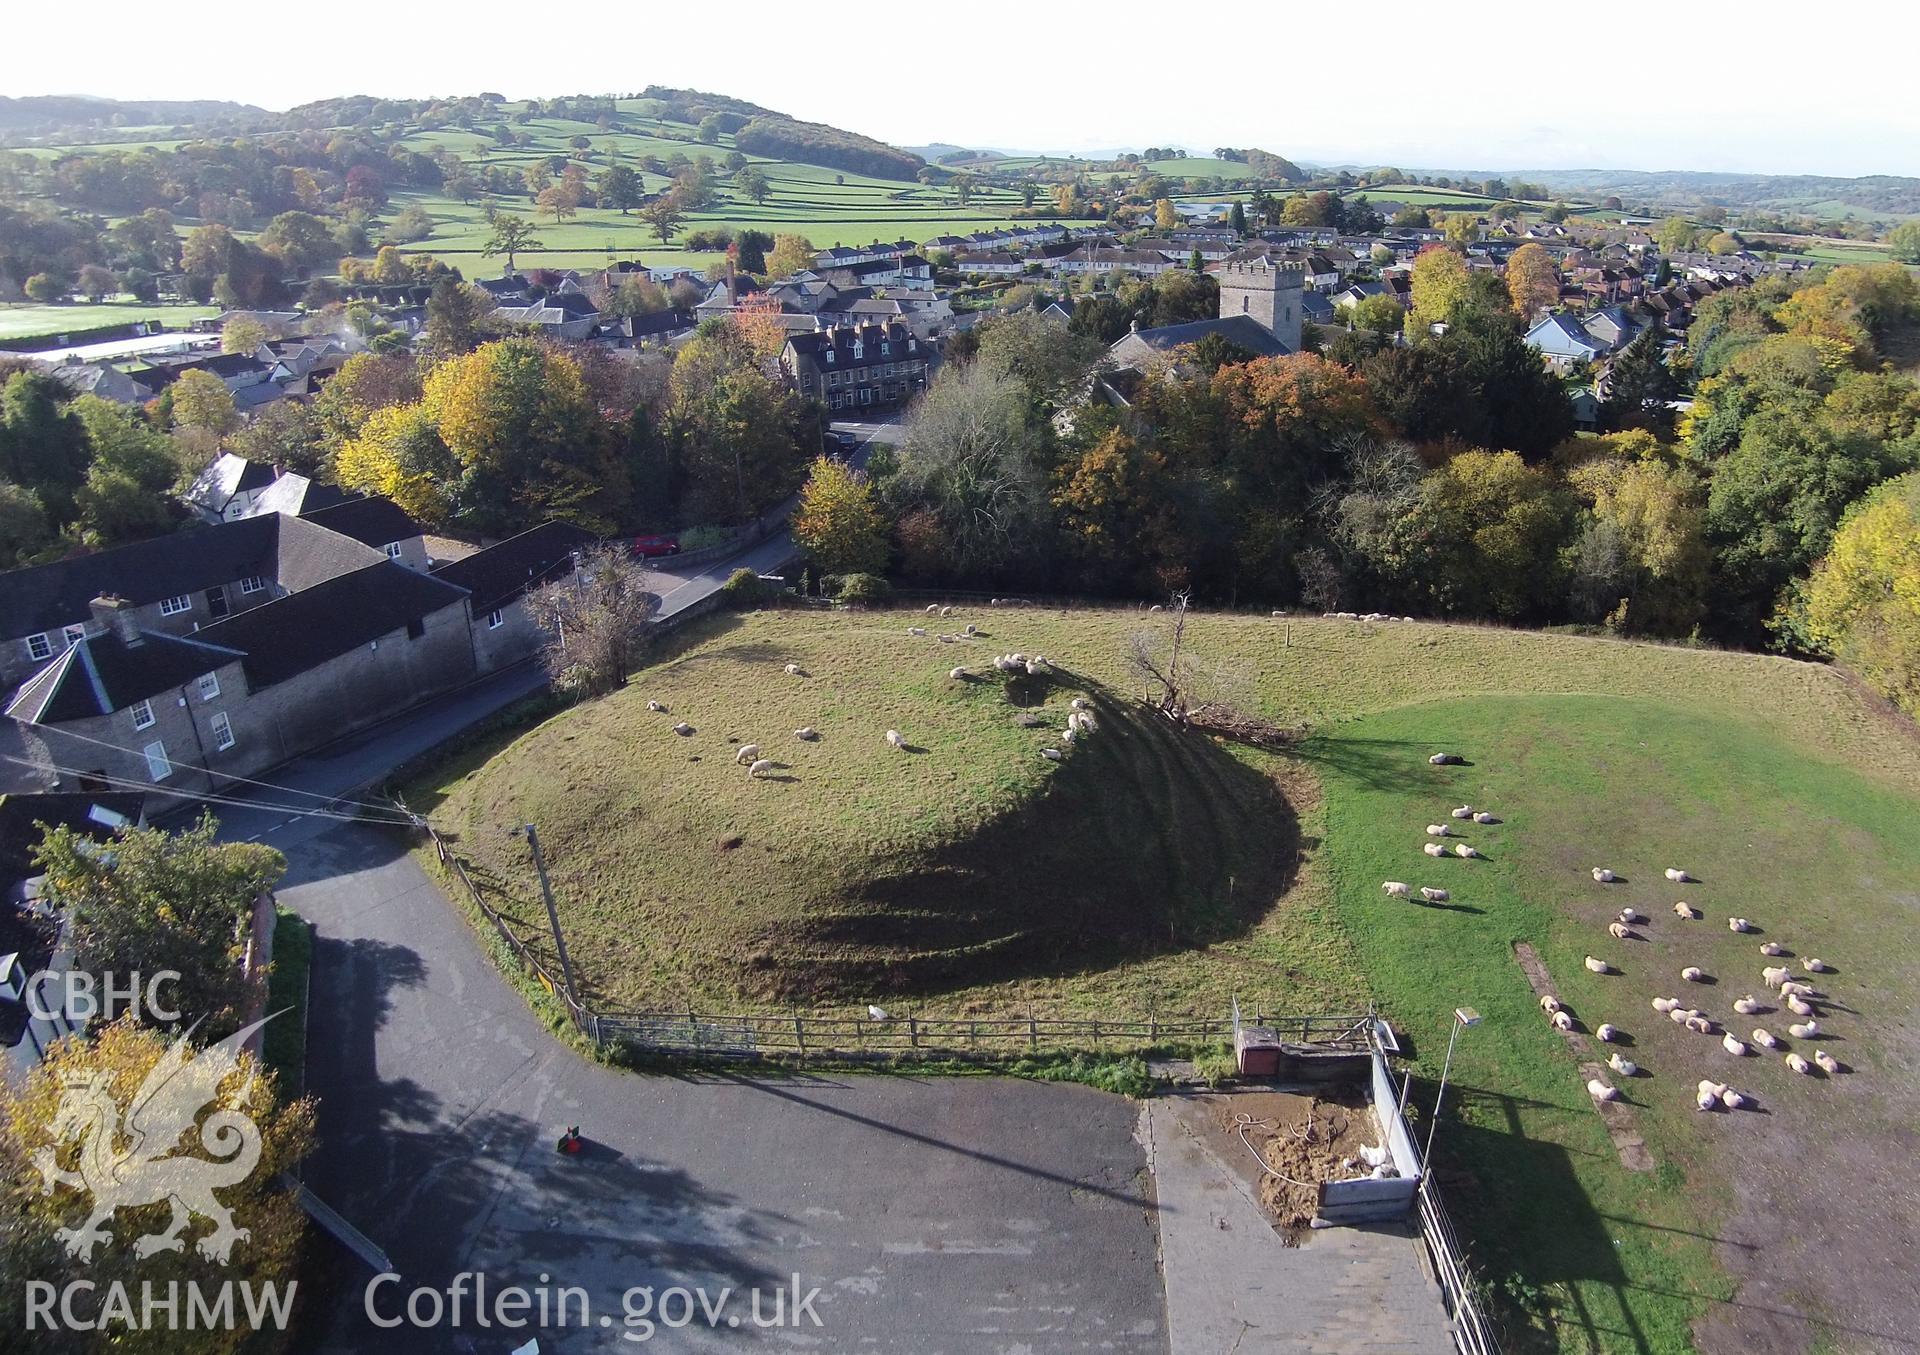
[
  {"left": 794, "top": 1013, "right": 806, "bottom": 1053},
  {"left": 909, "top": 1017, "right": 919, "bottom": 1049},
  {"left": 1029, "top": 1015, "right": 1038, "bottom": 1051}
]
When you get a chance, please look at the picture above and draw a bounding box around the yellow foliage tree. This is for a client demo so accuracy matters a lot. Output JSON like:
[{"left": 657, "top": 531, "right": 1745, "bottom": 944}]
[
  {"left": 1798, "top": 471, "right": 1920, "bottom": 717},
  {"left": 792, "top": 456, "right": 888, "bottom": 574},
  {"left": 1408, "top": 246, "right": 1472, "bottom": 333},
  {"left": 335, "top": 403, "right": 456, "bottom": 525},
  {"left": 767, "top": 234, "right": 816, "bottom": 280},
  {"left": 1154, "top": 198, "right": 1178, "bottom": 233},
  {"left": 1505, "top": 243, "right": 1559, "bottom": 318},
  {"left": 170, "top": 368, "right": 238, "bottom": 437}
]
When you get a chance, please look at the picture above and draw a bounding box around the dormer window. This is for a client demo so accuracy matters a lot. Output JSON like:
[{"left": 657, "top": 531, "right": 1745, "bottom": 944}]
[
  {"left": 852, "top": 339, "right": 864, "bottom": 359},
  {"left": 825, "top": 348, "right": 835, "bottom": 365}
]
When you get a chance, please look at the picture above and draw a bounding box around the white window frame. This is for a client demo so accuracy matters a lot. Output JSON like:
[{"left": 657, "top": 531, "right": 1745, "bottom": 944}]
[
  {"left": 142, "top": 740, "right": 171, "bottom": 781},
  {"left": 25, "top": 633, "right": 52, "bottom": 661},
  {"left": 209, "top": 712, "right": 235, "bottom": 751},
  {"left": 237, "top": 576, "right": 266, "bottom": 595},
  {"left": 197, "top": 672, "right": 221, "bottom": 702},
  {"left": 385, "top": 542, "right": 404, "bottom": 560},
  {"left": 158, "top": 595, "right": 193, "bottom": 616},
  {"left": 130, "top": 699, "right": 155, "bottom": 731},
  {"left": 488, "top": 609, "right": 505, "bottom": 630},
  {"left": 62, "top": 624, "right": 88, "bottom": 648}
]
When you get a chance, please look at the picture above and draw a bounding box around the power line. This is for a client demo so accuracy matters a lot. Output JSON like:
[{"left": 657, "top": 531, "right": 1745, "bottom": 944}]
[{"left": 0, "top": 754, "right": 409, "bottom": 828}]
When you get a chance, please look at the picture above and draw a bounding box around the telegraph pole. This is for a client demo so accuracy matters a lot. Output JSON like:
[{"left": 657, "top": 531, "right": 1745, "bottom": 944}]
[{"left": 518, "top": 823, "right": 579, "bottom": 1005}]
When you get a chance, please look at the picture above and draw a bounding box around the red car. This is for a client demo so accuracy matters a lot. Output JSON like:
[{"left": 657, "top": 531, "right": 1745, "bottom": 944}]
[{"left": 630, "top": 534, "right": 681, "bottom": 559}]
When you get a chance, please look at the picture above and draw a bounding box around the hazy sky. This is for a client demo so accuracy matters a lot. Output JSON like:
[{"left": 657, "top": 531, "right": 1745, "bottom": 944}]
[{"left": 12, "top": 1, "right": 1920, "bottom": 178}]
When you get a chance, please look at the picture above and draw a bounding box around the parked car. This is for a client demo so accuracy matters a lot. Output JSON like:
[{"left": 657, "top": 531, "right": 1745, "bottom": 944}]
[
  {"left": 630, "top": 534, "right": 681, "bottom": 558},
  {"left": 834, "top": 429, "right": 859, "bottom": 453}
]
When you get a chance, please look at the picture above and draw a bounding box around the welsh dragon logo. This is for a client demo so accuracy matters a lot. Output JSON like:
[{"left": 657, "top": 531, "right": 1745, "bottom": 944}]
[{"left": 32, "top": 1016, "right": 274, "bottom": 1265}]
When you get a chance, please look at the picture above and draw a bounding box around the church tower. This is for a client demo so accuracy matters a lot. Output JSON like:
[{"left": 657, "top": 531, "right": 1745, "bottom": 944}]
[{"left": 1216, "top": 257, "right": 1306, "bottom": 352}]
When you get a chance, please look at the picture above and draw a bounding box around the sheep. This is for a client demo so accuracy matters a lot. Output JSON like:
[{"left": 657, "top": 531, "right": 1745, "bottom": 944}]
[
  {"left": 1040, "top": 747, "right": 1063, "bottom": 762},
  {"left": 1069, "top": 697, "right": 1090, "bottom": 711},
  {"left": 1720, "top": 1088, "right": 1749, "bottom": 1111},
  {"left": 940, "top": 605, "right": 953, "bottom": 617},
  {"left": 672, "top": 722, "right": 694, "bottom": 736},
  {"left": 1587, "top": 1080, "right": 1620, "bottom": 1102},
  {"left": 734, "top": 743, "right": 762, "bottom": 765},
  {"left": 1696, "top": 1087, "right": 1722, "bottom": 1112},
  {"left": 1383, "top": 881, "right": 1412, "bottom": 898},
  {"left": 1668, "top": 1006, "right": 1694, "bottom": 1024},
  {"left": 1424, "top": 842, "right": 1447, "bottom": 857},
  {"left": 1428, "top": 753, "right": 1462, "bottom": 765},
  {"left": 1552, "top": 1010, "right": 1576, "bottom": 1032},
  {"left": 747, "top": 758, "right": 775, "bottom": 779},
  {"left": 1786, "top": 994, "right": 1815, "bottom": 1018},
  {"left": 1806, "top": 958, "right": 1830, "bottom": 973},
  {"left": 1540, "top": 994, "right": 1564, "bottom": 1013},
  {"left": 1674, "top": 902, "right": 1701, "bottom": 919},
  {"left": 1450, "top": 805, "right": 1474, "bottom": 819},
  {"left": 646, "top": 699, "right": 666, "bottom": 713},
  {"left": 907, "top": 626, "right": 928, "bottom": 637},
  {"left": 964, "top": 623, "right": 979, "bottom": 636},
  {"left": 794, "top": 727, "right": 819, "bottom": 741},
  {"left": 884, "top": 729, "right": 905, "bottom": 750},
  {"left": 1762, "top": 965, "right": 1792, "bottom": 987},
  {"left": 1596, "top": 1022, "right": 1620, "bottom": 1043},
  {"left": 1420, "top": 886, "right": 1450, "bottom": 903},
  {"left": 1618, "top": 907, "right": 1646, "bottom": 925},
  {"left": 1779, "top": 980, "right": 1814, "bottom": 998},
  {"left": 1473, "top": 811, "right": 1499, "bottom": 825},
  {"left": 1665, "top": 868, "right": 1691, "bottom": 884},
  {"left": 1584, "top": 955, "right": 1612, "bottom": 974},
  {"left": 1609, "top": 1053, "right": 1638, "bottom": 1077},
  {"left": 925, "top": 604, "right": 940, "bottom": 615},
  {"left": 1722, "top": 1032, "right": 1750, "bottom": 1056},
  {"left": 1059, "top": 728, "right": 1076, "bottom": 747},
  {"left": 1651, "top": 996, "right": 1679, "bottom": 1014},
  {"left": 783, "top": 663, "right": 804, "bottom": 676},
  {"left": 1076, "top": 711, "right": 1097, "bottom": 733},
  {"left": 1789, "top": 1020, "right": 1819, "bottom": 1040},
  {"left": 938, "top": 633, "right": 956, "bottom": 643},
  {"left": 1008, "top": 652, "right": 1028, "bottom": 664},
  {"left": 1426, "top": 823, "right": 1453, "bottom": 837},
  {"left": 1681, "top": 966, "right": 1706, "bottom": 982},
  {"left": 1025, "top": 659, "right": 1047, "bottom": 676},
  {"left": 1728, "top": 917, "right": 1753, "bottom": 933},
  {"left": 1686, "top": 1015, "right": 1716, "bottom": 1035},
  {"left": 1813, "top": 1050, "right": 1842, "bottom": 1075},
  {"left": 1608, "top": 921, "right": 1632, "bottom": 940},
  {"left": 1785, "top": 1053, "right": 1813, "bottom": 1075},
  {"left": 1592, "top": 867, "right": 1616, "bottom": 883},
  {"left": 1454, "top": 843, "right": 1480, "bottom": 859},
  {"left": 1733, "top": 995, "right": 1761, "bottom": 1016},
  {"left": 949, "top": 667, "right": 969, "bottom": 681},
  {"left": 1759, "top": 941, "right": 1785, "bottom": 957},
  {"left": 1753, "top": 1028, "right": 1780, "bottom": 1049}
]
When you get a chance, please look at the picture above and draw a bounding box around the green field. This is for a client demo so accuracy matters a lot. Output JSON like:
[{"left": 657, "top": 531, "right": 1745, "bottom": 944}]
[
  {"left": 1144, "top": 156, "right": 1253, "bottom": 179},
  {"left": 0, "top": 299, "right": 219, "bottom": 342},
  {"left": 415, "top": 606, "right": 1920, "bottom": 1351}
]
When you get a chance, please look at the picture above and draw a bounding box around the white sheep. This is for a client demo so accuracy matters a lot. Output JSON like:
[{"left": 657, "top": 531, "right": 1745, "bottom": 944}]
[
  {"left": 1805, "top": 958, "right": 1830, "bottom": 973},
  {"left": 1420, "top": 886, "right": 1449, "bottom": 903},
  {"left": 1008, "top": 652, "right": 1027, "bottom": 664},
  {"left": 784, "top": 663, "right": 804, "bottom": 676},
  {"left": 1587, "top": 1080, "right": 1619, "bottom": 1102},
  {"left": 907, "top": 626, "right": 927, "bottom": 637},
  {"left": 1789, "top": 1020, "right": 1818, "bottom": 1040},
  {"left": 1752, "top": 1027, "right": 1780, "bottom": 1049},
  {"left": 940, "top": 605, "right": 953, "bottom": 617},
  {"left": 1453, "top": 843, "right": 1480, "bottom": 859},
  {"left": 1733, "top": 995, "right": 1761, "bottom": 1015},
  {"left": 1681, "top": 965, "right": 1706, "bottom": 983},
  {"left": 1785, "top": 1053, "right": 1812, "bottom": 1075},
  {"left": 1665, "top": 868, "right": 1691, "bottom": 883},
  {"left": 1609, "top": 1053, "right": 1638, "bottom": 1077},
  {"left": 1813, "top": 1050, "right": 1841, "bottom": 1075},
  {"left": 734, "top": 743, "right": 761, "bottom": 765},
  {"left": 1026, "top": 658, "right": 1048, "bottom": 675},
  {"left": 1426, "top": 823, "right": 1453, "bottom": 837},
  {"left": 925, "top": 604, "right": 940, "bottom": 615},
  {"left": 1540, "top": 994, "right": 1564, "bottom": 1013},
  {"left": 1762, "top": 965, "right": 1792, "bottom": 987},
  {"left": 1450, "top": 805, "right": 1474, "bottom": 819},
  {"left": 938, "top": 633, "right": 956, "bottom": 643},
  {"left": 1060, "top": 728, "right": 1076, "bottom": 746},
  {"left": 1076, "top": 711, "right": 1097, "bottom": 733},
  {"left": 1759, "top": 941, "right": 1785, "bottom": 957},
  {"left": 1696, "top": 1087, "right": 1722, "bottom": 1112},
  {"left": 1383, "top": 881, "right": 1412, "bottom": 898},
  {"left": 1424, "top": 842, "right": 1447, "bottom": 857},
  {"left": 1668, "top": 1006, "right": 1694, "bottom": 1024},
  {"left": 1592, "top": 868, "right": 1616, "bottom": 883},
  {"left": 1651, "top": 996, "right": 1679, "bottom": 1014},
  {"left": 1070, "top": 697, "right": 1090, "bottom": 711},
  {"left": 1722, "top": 1032, "right": 1749, "bottom": 1056},
  {"left": 1608, "top": 921, "right": 1632, "bottom": 940},
  {"left": 1674, "top": 902, "right": 1700, "bottom": 919},
  {"left": 1596, "top": 1023, "right": 1619, "bottom": 1043},
  {"left": 1428, "top": 753, "right": 1461, "bottom": 765},
  {"left": 1552, "top": 1010, "right": 1575, "bottom": 1032},
  {"left": 964, "top": 623, "right": 978, "bottom": 636},
  {"left": 1728, "top": 917, "right": 1752, "bottom": 933},
  {"left": 1786, "top": 994, "right": 1814, "bottom": 1018},
  {"left": 1473, "top": 811, "right": 1499, "bottom": 824},
  {"left": 1584, "top": 955, "right": 1612, "bottom": 974},
  {"left": 1779, "top": 980, "right": 1814, "bottom": 998},
  {"left": 1686, "top": 1015, "right": 1716, "bottom": 1035},
  {"left": 949, "top": 667, "right": 968, "bottom": 681},
  {"left": 672, "top": 722, "right": 694, "bottom": 736},
  {"left": 1618, "top": 908, "right": 1646, "bottom": 924},
  {"left": 1040, "top": 748, "right": 1062, "bottom": 762},
  {"left": 885, "top": 729, "right": 905, "bottom": 750},
  {"left": 794, "top": 727, "right": 819, "bottom": 741},
  {"left": 1721, "top": 1088, "right": 1749, "bottom": 1110},
  {"left": 747, "top": 758, "right": 775, "bottom": 779},
  {"left": 647, "top": 699, "right": 666, "bottom": 712}
]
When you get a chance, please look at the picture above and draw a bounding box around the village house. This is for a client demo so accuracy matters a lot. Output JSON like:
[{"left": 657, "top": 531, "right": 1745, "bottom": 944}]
[
  {"left": 429, "top": 521, "right": 597, "bottom": 676},
  {"left": 780, "top": 322, "right": 929, "bottom": 412}
]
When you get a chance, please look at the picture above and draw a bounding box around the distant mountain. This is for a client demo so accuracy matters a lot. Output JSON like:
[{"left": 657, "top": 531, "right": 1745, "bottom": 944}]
[
  {"left": 0, "top": 95, "right": 268, "bottom": 133},
  {"left": 642, "top": 86, "right": 925, "bottom": 182},
  {"left": 1502, "top": 168, "right": 1920, "bottom": 219}
]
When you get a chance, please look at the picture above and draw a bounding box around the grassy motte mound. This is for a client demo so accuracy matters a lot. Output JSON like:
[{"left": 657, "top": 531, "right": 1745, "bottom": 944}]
[{"left": 423, "top": 614, "right": 1298, "bottom": 1006}]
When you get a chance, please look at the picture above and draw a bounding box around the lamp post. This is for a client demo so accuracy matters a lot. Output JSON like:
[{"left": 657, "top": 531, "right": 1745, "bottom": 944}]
[{"left": 1423, "top": 1006, "right": 1481, "bottom": 1173}]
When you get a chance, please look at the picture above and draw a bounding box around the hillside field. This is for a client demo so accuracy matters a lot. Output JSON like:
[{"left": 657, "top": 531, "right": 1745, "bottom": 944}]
[
  {"left": 416, "top": 606, "right": 1920, "bottom": 1353},
  {"left": 0, "top": 298, "right": 219, "bottom": 342}
]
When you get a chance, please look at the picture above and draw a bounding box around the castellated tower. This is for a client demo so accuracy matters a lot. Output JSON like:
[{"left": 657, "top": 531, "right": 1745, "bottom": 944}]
[{"left": 1216, "top": 258, "right": 1306, "bottom": 352}]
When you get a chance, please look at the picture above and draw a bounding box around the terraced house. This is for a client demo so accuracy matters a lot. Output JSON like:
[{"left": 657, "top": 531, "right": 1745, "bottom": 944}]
[{"left": 780, "top": 321, "right": 929, "bottom": 412}]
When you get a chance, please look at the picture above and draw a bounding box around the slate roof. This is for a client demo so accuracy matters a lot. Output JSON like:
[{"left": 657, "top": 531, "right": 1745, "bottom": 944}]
[
  {"left": 194, "top": 563, "right": 469, "bottom": 688},
  {"left": 430, "top": 522, "right": 596, "bottom": 614},
  {"left": 247, "top": 473, "right": 353, "bottom": 519},
  {"left": 1117, "top": 315, "right": 1292, "bottom": 359},
  {"left": 298, "top": 496, "right": 421, "bottom": 549},
  {"left": 184, "top": 453, "right": 277, "bottom": 513},
  {"left": 7, "top": 630, "right": 246, "bottom": 724},
  {"left": 0, "top": 791, "right": 146, "bottom": 878}
]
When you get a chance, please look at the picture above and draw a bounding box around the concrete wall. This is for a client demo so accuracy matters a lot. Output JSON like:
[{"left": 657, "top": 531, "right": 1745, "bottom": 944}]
[
  {"left": 1315, "top": 1046, "right": 1422, "bottom": 1224},
  {"left": 469, "top": 595, "right": 546, "bottom": 676}
]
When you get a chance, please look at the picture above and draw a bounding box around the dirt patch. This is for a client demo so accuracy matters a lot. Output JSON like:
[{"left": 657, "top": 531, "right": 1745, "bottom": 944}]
[
  {"left": 1193, "top": 1087, "right": 1379, "bottom": 1237},
  {"left": 1513, "top": 940, "right": 1655, "bottom": 1172}
]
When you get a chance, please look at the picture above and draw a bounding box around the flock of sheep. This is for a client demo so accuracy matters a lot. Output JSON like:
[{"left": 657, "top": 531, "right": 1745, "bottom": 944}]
[
  {"left": 1565, "top": 865, "right": 1849, "bottom": 1111},
  {"left": 641, "top": 602, "right": 1092, "bottom": 782},
  {"left": 1385, "top": 752, "right": 1855, "bottom": 1119}
]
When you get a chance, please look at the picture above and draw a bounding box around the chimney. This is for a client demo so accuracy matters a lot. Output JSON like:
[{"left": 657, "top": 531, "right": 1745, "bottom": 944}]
[{"left": 90, "top": 594, "right": 141, "bottom": 646}]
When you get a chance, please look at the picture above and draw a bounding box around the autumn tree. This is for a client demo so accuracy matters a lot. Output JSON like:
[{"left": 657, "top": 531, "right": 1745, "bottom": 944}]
[
  {"left": 767, "top": 233, "right": 816, "bottom": 279},
  {"left": 536, "top": 183, "right": 580, "bottom": 224},
  {"left": 892, "top": 361, "right": 1048, "bottom": 577},
  {"left": 1791, "top": 471, "right": 1920, "bottom": 715},
  {"left": 481, "top": 212, "right": 542, "bottom": 271},
  {"left": 1565, "top": 455, "right": 1710, "bottom": 633},
  {"left": 1408, "top": 245, "right": 1474, "bottom": 332},
  {"left": 1154, "top": 198, "right": 1178, "bottom": 232},
  {"left": 1505, "top": 242, "right": 1559, "bottom": 318},
  {"left": 169, "top": 368, "right": 238, "bottom": 437},
  {"left": 221, "top": 315, "right": 268, "bottom": 356},
  {"left": 527, "top": 544, "right": 659, "bottom": 697},
  {"left": 334, "top": 402, "right": 457, "bottom": 524},
  {"left": 640, "top": 193, "right": 684, "bottom": 246},
  {"left": 793, "top": 456, "right": 889, "bottom": 574}
]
